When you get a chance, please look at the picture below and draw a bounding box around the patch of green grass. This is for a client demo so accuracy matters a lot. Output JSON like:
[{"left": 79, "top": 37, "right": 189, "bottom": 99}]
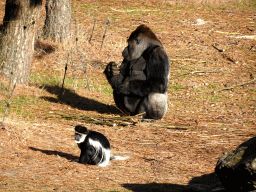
[
  {"left": 0, "top": 83, "right": 8, "bottom": 91},
  {"left": 30, "top": 73, "right": 91, "bottom": 91},
  {"left": 79, "top": 4, "right": 98, "bottom": 11},
  {"left": 168, "top": 82, "right": 185, "bottom": 93},
  {"left": 0, "top": 105, "right": 5, "bottom": 114},
  {"left": 0, "top": 94, "right": 48, "bottom": 120},
  {"left": 30, "top": 73, "right": 61, "bottom": 86},
  {"left": 209, "top": 95, "right": 229, "bottom": 103},
  {"left": 90, "top": 81, "right": 113, "bottom": 96},
  {"left": 9, "top": 96, "right": 43, "bottom": 118},
  {"left": 30, "top": 72, "right": 113, "bottom": 96},
  {"left": 208, "top": 84, "right": 217, "bottom": 89}
]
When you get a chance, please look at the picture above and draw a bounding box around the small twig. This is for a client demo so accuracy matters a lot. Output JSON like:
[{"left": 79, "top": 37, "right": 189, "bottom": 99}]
[
  {"left": 3, "top": 82, "right": 17, "bottom": 126},
  {"left": 79, "top": 52, "right": 91, "bottom": 91},
  {"left": 249, "top": 45, "right": 255, "bottom": 51},
  {"left": 75, "top": 19, "right": 79, "bottom": 52},
  {"left": 212, "top": 44, "right": 237, "bottom": 63},
  {"left": 8, "top": 50, "right": 16, "bottom": 93},
  {"left": 74, "top": 19, "right": 90, "bottom": 91},
  {"left": 37, "top": 28, "right": 41, "bottom": 50},
  {"left": 212, "top": 44, "right": 224, "bottom": 52},
  {"left": 154, "top": 142, "right": 160, "bottom": 179},
  {"left": 89, "top": 18, "right": 96, "bottom": 43},
  {"left": 61, "top": 51, "right": 70, "bottom": 92},
  {"left": 70, "top": 48, "right": 76, "bottom": 90},
  {"left": 223, "top": 53, "right": 236, "bottom": 63},
  {"left": 214, "top": 79, "right": 256, "bottom": 93},
  {"left": 250, "top": 72, "right": 255, "bottom": 80},
  {"left": 100, "top": 19, "right": 110, "bottom": 50},
  {"left": 0, "top": 122, "right": 6, "bottom": 130}
]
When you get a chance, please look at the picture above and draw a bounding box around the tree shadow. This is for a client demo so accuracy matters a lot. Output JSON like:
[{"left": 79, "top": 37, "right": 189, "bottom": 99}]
[
  {"left": 39, "top": 85, "right": 120, "bottom": 115},
  {"left": 123, "top": 172, "right": 226, "bottom": 192},
  {"left": 122, "top": 183, "right": 185, "bottom": 192},
  {"left": 29, "top": 147, "right": 77, "bottom": 161}
]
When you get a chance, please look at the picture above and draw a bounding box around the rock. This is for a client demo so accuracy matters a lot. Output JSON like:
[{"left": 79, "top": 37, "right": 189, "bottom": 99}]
[{"left": 215, "top": 137, "right": 256, "bottom": 191}]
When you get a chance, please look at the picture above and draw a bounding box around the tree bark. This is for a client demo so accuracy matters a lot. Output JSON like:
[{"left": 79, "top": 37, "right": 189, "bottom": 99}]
[
  {"left": 43, "top": 0, "right": 71, "bottom": 44},
  {"left": 0, "top": 0, "right": 42, "bottom": 84}
]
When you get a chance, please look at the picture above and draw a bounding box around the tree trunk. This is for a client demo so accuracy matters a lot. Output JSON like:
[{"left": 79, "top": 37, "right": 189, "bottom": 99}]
[
  {"left": 0, "top": 0, "right": 42, "bottom": 84},
  {"left": 43, "top": 0, "right": 71, "bottom": 44}
]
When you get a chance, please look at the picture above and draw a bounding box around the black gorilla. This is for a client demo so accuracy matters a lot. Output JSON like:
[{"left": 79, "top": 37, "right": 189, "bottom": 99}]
[{"left": 104, "top": 24, "right": 170, "bottom": 120}]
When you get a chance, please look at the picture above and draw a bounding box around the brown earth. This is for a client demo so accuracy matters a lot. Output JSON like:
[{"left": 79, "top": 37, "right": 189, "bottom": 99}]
[{"left": 0, "top": 0, "right": 256, "bottom": 191}]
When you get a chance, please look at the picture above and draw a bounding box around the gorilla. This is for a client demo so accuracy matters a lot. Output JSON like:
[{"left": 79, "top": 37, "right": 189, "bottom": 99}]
[{"left": 104, "top": 24, "right": 170, "bottom": 120}]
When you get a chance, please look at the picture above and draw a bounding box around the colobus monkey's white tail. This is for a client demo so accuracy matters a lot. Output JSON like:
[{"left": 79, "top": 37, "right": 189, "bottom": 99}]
[{"left": 110, "top": 155, "right": 130, "bottom": 161}]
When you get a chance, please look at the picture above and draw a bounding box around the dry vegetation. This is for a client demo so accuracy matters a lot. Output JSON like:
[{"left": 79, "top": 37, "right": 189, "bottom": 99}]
[{"left": 0, "top": 0, "right": 256, "bottom": 191}]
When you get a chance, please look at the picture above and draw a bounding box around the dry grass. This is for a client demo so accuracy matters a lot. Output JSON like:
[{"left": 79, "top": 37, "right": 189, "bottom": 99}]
[{"left": 0, "top": 0, "right": 256, "bottom": 191}]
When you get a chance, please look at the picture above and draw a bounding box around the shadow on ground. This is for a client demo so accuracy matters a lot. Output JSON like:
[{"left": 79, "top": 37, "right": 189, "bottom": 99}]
[
  {"left": 122, "top": 183, "right": 185, "bottom": 192},
  {"left": 39, "top": 85, "right": 120, "bottom": 115},
  {"left": 123, "top": 172, "right": 226, "bottom": 192},
  {"left": 29, "top": 147, "right": 78, "bottom": 161},
  {"left": 29, "top": 146, "right": 227, "bottom": 192}
]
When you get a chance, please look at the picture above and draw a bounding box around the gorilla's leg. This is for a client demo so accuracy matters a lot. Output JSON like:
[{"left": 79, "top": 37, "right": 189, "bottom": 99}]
[
  {"left": 138, "top": 93, "right": 168, "bottom": 120},
  {"left": 113, "top": 92, "right": 144, "bottom": 116},
  {"left": 113, "top": 91, "right": 131, "bottom": 116}
]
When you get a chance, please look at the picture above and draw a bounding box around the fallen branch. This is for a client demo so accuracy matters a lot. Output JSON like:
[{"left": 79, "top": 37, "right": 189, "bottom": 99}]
[
  {"left": 169, "top": 58, "right": 207, "bottom": 63},
  {"left": 111, "top": 8, "right": 158, "bottom": 12},
  {"left": 60, "top": 114, "right": 138, "bottom": 127},
  {"left": 51, "top": 111, "right": 189, "bottom": 129},
  {"left": 214, "top": 31, "right": 239, "bottom": 35},
  {"left": 180, "top": 70, "right": 225, "bottom": 76},
  {"left": 213, "top": 79, "right": 256, "bottom": 93},
  {"left": 140, "top": 122, "right": 189, "bottom": 130}
]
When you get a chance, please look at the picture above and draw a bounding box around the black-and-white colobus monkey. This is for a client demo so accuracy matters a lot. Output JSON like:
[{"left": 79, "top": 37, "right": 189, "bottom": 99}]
[{"left": 75, "top": 125, "right": 129, "bottom": 167}]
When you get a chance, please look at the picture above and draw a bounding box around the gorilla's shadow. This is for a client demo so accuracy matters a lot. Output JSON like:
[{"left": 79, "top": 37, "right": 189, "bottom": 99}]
[
  {"left": 29, "top": 147, "right": 77, "bottom": 161},
  {"left": 123, "top": 172, "right": 224, "bottom": 192},
  {"left": 39, "top": 85, "right": 120, "bottom": 115}
]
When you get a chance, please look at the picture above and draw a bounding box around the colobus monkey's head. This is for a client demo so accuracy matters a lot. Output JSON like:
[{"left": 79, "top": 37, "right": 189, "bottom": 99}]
[{"left": 75, "top": 125, "right": 88, "bottom": 143}]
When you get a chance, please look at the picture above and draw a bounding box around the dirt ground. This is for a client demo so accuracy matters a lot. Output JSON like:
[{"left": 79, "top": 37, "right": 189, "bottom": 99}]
[{"left": 0, "top": 0, "right": 256, "bottom": 191}]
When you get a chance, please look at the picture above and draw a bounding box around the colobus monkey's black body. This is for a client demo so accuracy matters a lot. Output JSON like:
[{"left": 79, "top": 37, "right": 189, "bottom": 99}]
[{"left": 75, "top": 125, "right": 110, "bottom": 167}]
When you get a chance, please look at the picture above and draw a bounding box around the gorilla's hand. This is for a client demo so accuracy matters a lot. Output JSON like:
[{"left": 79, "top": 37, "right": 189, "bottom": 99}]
[{"left": 104, "top": 62, "right": 120, "bottom": 78}]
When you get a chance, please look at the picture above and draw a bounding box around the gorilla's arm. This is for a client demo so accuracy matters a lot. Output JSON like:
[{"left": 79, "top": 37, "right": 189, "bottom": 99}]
[
  {"left": 117, "top": 46, "right": 170, "bottom": 97},
  {"left": 104, "top": 57, "right": 146, "bottom": 90}
]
